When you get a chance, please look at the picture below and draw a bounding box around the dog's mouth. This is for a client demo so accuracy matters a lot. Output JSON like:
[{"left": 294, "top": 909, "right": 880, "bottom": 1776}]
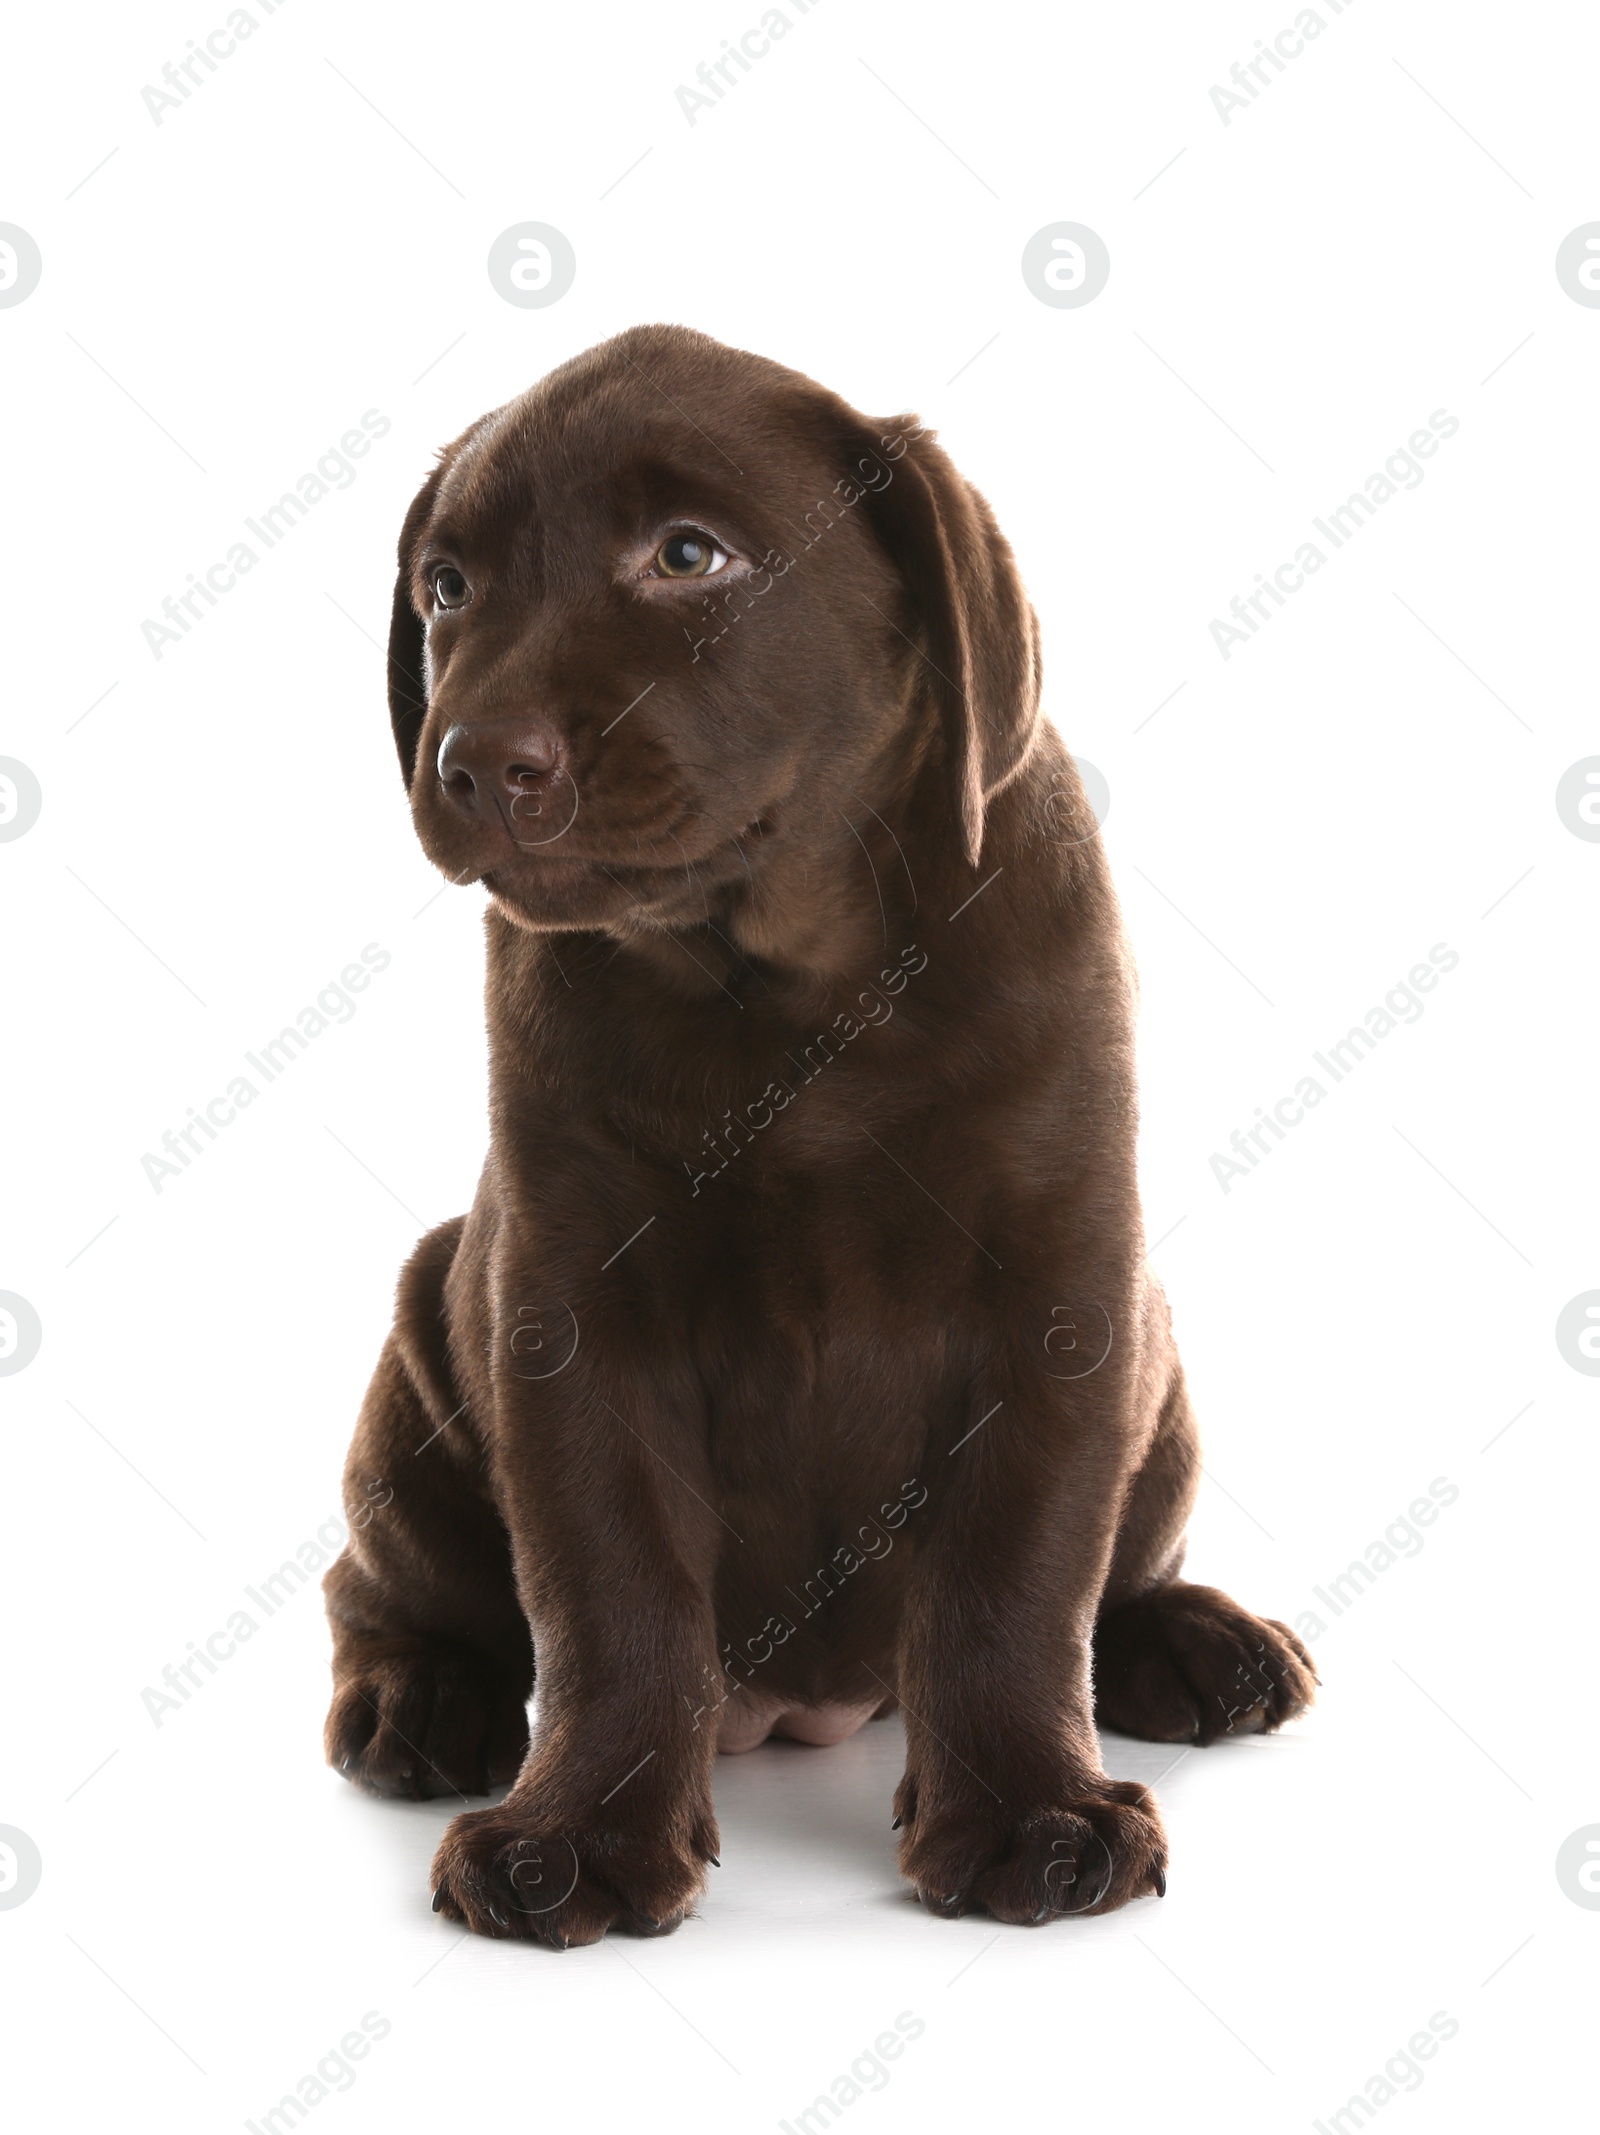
[{"left": 477, "top": 812, "right": 773, "bottom": 929}]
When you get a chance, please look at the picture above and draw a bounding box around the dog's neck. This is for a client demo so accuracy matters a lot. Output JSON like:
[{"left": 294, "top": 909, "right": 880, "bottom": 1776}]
[{"left": 480, "top": 724, "right": 1075, "bottom": 1045}]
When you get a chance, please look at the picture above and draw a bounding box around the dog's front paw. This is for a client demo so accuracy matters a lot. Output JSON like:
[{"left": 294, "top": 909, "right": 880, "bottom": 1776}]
[
  {"left": 896, "top": 1775, "right": 1166, "bottom": 1924},
  {"left": 325, "top": 1637, "right": 529, "bottom": 1801},
  {"left": 430, "top": 1792, "right": 717, "bottom": 1948}
]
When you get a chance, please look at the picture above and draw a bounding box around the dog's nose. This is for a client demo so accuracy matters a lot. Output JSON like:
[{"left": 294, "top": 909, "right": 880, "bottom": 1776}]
[{"left": 437, "top": 718, "right": 564, "bottom": 825}]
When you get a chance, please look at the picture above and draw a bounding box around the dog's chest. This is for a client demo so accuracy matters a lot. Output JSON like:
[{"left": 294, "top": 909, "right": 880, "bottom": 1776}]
[{"left": 679, "top": 1143, "right": 968, "bottom": 1494}]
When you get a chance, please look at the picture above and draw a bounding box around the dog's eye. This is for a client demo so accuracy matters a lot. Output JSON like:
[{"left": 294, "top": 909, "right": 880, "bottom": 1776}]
[
  {"left": 652, "top": 533, "right": 728, "bottom": 580},
  {"left": 432, "top": 566, "right": 471, "bottom": 610}
]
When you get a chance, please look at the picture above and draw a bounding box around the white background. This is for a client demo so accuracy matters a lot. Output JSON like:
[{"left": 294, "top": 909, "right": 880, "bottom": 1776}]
[{"left": 2, "top": 2, "right": 1595, "bottom": 2129}]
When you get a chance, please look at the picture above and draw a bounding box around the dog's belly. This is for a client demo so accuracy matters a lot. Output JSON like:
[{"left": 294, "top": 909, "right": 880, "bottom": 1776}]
[
  {"left": 715, "top": 1693, "right": 886, "bottom": 1755},
  {"left": 698, "top": 1223, "right": 948, "bottom": 1720}
]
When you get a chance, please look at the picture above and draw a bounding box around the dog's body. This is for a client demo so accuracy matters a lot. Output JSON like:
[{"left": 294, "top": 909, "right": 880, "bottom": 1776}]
[{"left": 323, "top": 326, "right": 1313, "bottom": 1943}]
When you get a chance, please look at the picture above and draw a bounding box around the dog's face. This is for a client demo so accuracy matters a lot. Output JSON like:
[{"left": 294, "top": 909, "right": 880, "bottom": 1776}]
[{"left": 387, "top": 325, "right": 1042, "bottom": 938}]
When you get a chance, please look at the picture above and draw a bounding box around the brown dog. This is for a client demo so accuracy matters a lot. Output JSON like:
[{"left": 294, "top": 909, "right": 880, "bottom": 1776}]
[{"left": 322, "top": 324, "right": 1314, "bottom": 1944}]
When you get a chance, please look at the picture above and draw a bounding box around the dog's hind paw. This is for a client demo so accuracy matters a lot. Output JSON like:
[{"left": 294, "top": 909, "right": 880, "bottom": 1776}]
[
  {"left": 1093, "top": 1581, "right": 1317, "bottom": 1746},
  {"left": 325, "top": 1636, "right": 529, "bottom": 1801}
]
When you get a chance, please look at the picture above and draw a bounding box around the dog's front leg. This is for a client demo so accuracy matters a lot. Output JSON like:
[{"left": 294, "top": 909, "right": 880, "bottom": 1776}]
[
  {"left": 894, "top": 1321, "right": 1168, "bottom": 1924},
  {"left": 430, "top": 1329, "right": 722, "bottom": 1947}
]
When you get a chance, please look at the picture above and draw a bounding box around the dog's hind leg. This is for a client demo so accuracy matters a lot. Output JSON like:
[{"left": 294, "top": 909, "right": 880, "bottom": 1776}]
[
  {"left": 1093, "top": 1337, "right": 1317, "bottom": 1748},
  {"left": 323, "top": 1216, "right": 532, "bottom": 1801}
]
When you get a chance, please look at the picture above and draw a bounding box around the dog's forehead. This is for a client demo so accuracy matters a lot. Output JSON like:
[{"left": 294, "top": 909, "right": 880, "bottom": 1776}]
[{"left": 430, "top": 335, "right": 840, "bottom": 537}]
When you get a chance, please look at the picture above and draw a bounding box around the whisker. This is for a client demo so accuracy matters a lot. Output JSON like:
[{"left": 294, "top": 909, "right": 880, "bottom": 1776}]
[
  {"left": 838, "top": 808, "right": 889, "bottom": 949},
  {"left": 846, "top": 788, "right": 918, "bottom": 918}
]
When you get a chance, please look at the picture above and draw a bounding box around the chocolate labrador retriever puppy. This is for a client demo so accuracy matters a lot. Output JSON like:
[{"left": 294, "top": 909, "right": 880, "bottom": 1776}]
[{"left": 322, "top": 324, "right": 1314, "bottom": 1944}]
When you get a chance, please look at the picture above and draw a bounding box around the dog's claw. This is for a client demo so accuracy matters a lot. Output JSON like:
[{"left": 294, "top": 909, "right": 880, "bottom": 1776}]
[
  {"left": 891, "top": 1816, "right": 901, "bottom": 1830},
  {"left": 431, "top": 1887, "right": 446, "bottom": 1913},
  {"left": 1153, "top": 1866, "right": 1167, "bottom": 1898},
  {"left": 707, "top": 1854, "right": 720, "bottom": 1867},
  {"left": 489, "top": 1905, "right": 507, "bottom": 1927}
]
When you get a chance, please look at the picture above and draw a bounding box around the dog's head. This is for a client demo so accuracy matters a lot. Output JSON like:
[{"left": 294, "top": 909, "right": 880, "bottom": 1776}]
[{"left": 388, "top": 325, "right": 1040, "bottom": 938}]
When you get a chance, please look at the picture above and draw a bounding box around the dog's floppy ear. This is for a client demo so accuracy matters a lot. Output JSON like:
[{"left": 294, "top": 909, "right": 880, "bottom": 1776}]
[
  {"left": 855, "top": 419, "right": 1042, "bottom": 867},
  {"left": 387, "top": 462, "right": 448, "bottom": 792}
]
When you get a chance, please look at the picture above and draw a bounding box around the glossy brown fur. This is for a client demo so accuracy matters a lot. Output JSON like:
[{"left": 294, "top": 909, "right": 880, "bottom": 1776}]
[{"left": 322, "top": 325, "right": 1315, "bottom": 1944}]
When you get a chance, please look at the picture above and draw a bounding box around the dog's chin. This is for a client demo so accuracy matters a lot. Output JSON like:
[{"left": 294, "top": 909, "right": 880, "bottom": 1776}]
[
  {"left": 479, "top": 857, "right": 639, "bottom": 934},
  {"left": 463, "top": 815, "right": 775, "bottom": 935},
  {"left": 478, "top": 853, "right": 734, "bottom": 935}
]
